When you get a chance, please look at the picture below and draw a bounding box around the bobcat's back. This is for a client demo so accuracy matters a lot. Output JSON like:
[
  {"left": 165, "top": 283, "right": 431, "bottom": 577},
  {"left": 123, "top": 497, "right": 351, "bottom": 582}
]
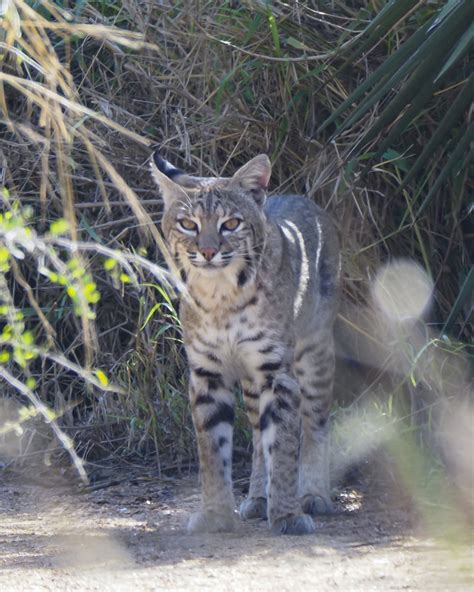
[{"left": 264, "top": 194, "right": 340, "bottom": 330}]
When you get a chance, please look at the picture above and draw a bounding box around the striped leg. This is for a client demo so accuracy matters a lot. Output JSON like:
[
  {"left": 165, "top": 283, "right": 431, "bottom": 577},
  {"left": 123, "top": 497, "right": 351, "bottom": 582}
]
[
  {"left": 294, "top": 334, "right": 335, "bottom": 514},
  {"left": 239, "top": 385, "right": 267, "bottom": 520},
  {"left": 260, "top": 374, "right": 315, "bottom": 535},
  {"left": 187, "top": 367, "right": 236, "bottom": 533}
]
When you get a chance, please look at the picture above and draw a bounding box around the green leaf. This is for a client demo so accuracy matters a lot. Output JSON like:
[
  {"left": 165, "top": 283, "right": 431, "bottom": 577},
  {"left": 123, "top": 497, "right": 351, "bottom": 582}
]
[
  {"left": 215, "top": 66, "right": 239, "bottom": 114},
  {"left": 26, "top": 377, "right": 37, "bottom": 390},
  {"left": 84, "top": 282, "right": 97, "bottom": 295},
  {"left": 22, "top": 331, "right": 34, "bottom": 346},
  {"left": 49, "top": 219, "right": 70, "bottom": 236},
  {"left": 103, "top": 257, "right": 117, "bottom": 271},
  {"left": 242, "top": 13, "right": 263, "bottom": 45},
  {"left": 0, "top": 246, "right": 10, "bottom": 271},
  {"left": 0, "top": 247, "right": 9, "bottom": 263},
  {"left": 95, "top": 369, "right": 109, "bottom": 387},
  {"left": 382, "top": 149, "right": 410, "bottom": 173},
  {"left": 79, "top": 214, "right": 102, "bottom": 242},
  {"left": 141, "top": 302, "right": 161, "bottom": 330},
  {"left": 1, "top": 325, "right": 12, "bottom": 339},
  {"left": 87, "top": 292, "right": 100, "bottom": 304},
  {"left": 286, "top": 37, "right": 308, "bottom": 50},
  {"left": 267, "top": 13, "right": 281, "bottom": 57},
  {"left": 67, "top": 257, "right": 81, "bottom": 272}
]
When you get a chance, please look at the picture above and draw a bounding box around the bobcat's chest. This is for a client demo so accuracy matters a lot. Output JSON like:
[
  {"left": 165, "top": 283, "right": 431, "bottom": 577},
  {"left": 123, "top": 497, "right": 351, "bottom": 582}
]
[
  {"left": 183, "top": 283, "right": 281, "bottom": 384},
  {"left": 193, "top": 292, "right": 264, "bottom": 349}
]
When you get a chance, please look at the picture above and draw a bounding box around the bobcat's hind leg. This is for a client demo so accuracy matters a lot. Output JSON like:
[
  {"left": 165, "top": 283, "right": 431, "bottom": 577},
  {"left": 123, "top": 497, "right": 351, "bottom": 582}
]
[{"left": 294, "top": 333, "right": 335, "bottom": 515}]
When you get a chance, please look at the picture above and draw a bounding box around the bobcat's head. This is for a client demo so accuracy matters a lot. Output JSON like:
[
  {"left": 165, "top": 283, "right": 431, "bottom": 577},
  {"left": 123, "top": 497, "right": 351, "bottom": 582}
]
[{"left": 151, "top": 152, "right": 271, "bottom": 282}]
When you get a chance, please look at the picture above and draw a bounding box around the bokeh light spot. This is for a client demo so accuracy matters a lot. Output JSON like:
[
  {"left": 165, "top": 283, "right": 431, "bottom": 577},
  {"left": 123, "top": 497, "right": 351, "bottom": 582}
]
[{"left": 372, "top": 260, "right": 433, "bottom": 322}]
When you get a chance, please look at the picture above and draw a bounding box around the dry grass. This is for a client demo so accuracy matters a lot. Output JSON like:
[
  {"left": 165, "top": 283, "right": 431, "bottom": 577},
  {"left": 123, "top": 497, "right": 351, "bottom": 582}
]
[{"left": 0, "top": 0, "right": 471, "bottom": 524}]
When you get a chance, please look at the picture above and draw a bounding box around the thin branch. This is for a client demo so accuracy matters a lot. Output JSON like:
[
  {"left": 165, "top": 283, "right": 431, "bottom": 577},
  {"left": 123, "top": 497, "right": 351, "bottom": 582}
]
[{"left": 0, "top": 367, "right": 89, "bottom": 484}]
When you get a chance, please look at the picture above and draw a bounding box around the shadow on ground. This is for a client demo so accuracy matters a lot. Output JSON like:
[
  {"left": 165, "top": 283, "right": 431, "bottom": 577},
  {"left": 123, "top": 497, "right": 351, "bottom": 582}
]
[{"left": 0, "top": 468, "right": 471, "bottom": 592}]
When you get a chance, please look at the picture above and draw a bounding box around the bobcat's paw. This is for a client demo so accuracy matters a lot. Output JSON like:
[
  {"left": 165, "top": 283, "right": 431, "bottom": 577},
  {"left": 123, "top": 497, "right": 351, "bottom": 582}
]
[
  {"left": 271, "top": 513, "right": 315, "bottom": 536},
  {"left": 187, "top": 509, "right": 236, "bottom": 534},
  {"left": 239, "top": 497, "right": 267, "bottom": 520},
  {"left": 301, "top": 494, "right": 333, "bottom": 516}
]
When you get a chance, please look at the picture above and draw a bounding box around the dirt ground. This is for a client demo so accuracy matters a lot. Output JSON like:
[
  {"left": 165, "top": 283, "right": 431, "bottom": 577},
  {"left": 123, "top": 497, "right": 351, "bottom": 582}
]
[{"left": 0, "top": 467, "right": 472, "bottom": 592}]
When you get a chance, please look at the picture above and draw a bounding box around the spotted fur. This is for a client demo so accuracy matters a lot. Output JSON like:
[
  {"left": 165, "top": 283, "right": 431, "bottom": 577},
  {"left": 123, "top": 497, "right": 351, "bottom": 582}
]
[{"left": 151, "top": 150, "right": 340, "bottom": 535}]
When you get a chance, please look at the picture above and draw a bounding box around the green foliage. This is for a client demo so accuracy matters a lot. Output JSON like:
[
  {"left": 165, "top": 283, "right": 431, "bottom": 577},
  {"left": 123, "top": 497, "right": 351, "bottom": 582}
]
[
  {"left": 319, "top": 0, "right": 473, "bottom": 223},
  {"left": 0, "top": 195, "right": 144, "bottom": 477}
]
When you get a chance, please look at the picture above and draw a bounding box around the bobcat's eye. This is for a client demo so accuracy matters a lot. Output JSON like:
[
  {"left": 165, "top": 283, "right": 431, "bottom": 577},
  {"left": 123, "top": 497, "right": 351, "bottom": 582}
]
[
  {"left": 177, "top": 218, "right": 198, "bottom": 233},
  {"left": 220, "top": 218, "right": 241, "bottom": 233}
]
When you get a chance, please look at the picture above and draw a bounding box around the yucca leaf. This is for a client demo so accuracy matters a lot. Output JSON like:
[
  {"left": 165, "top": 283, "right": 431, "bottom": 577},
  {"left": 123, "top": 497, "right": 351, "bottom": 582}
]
[
  {"left": 426, "top": 0, "right": 467, "bottom": 31},
  {"left": 369, "top": 96, "right": 433, "bottom": 164},
  {"left": 348, "top": 48, "right": 444, "bottom": 156},
  {"left": 365, "top": 67, "right": 441, "bottom": 161},
  {"left": 397, "top": 75, "right": 474, "bottom": 193},
  {"left": 441, "top": 267, "right": 474, "bottom": 337},
  {"left": 339, "top": 0, "right": 420, "bottom": 63},
  {"left": 339, "top": 0, "right": 474, "bottom": 153},
  {"left": 321, "top": 0, "right": 474, "bottom": 138},
  {"left": 357, "top": 0, "right": 418, "bottom": 39},
  {"left": 434, "top": 22, "right": 474, "bottom": 83},
  {"left": 317, "top": 23, "right": 431, "bottom": 133},
  {"left": 415, "top": 123, "right": 474, "bottom": 218}
]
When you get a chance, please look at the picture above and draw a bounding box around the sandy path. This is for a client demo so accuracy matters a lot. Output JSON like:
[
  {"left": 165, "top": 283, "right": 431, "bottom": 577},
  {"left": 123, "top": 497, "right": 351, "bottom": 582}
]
[{"left": 0, "top": 472, "right": 471, "bottom": 591}]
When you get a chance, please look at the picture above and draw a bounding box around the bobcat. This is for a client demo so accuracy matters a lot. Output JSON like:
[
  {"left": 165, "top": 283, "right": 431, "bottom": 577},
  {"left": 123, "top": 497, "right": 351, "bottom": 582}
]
[{"left": 151, "top": 150, "right": 340, "bottom": 535}]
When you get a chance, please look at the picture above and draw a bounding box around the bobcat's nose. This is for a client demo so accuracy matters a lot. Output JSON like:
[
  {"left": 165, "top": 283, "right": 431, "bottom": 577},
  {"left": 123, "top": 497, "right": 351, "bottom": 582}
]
[{"left": 200, "top": 247, "right": 217, "bottom": 262}]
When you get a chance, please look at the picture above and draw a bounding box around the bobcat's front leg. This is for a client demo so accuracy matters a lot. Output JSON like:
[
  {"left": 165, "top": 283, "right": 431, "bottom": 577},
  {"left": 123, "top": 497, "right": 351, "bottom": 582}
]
[
  {"left": 187, "top": 366, "right": 236, "bottom": 533},
  {"left": 239, "top": 384, "right": 267, "bottom": 520}
]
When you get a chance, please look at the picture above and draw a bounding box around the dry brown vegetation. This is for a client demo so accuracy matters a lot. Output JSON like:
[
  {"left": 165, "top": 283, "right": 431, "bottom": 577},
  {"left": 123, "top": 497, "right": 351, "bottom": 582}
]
[{"left": 0, "top": 1, "right": 472, "bottom": 534}]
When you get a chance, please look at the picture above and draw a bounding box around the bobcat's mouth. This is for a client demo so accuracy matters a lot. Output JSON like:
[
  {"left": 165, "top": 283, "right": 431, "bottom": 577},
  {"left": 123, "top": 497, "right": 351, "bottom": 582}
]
[
  {"left": 190, "top": 259, "right": 231, "bottom": 269},
  {"left": 187, "top": 251, "right": 234, "bottom": 269}
]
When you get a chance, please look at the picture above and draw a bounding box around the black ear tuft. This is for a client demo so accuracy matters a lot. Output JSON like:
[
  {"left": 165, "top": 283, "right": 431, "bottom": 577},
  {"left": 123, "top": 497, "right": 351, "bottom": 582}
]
[{"left": 151, "top": 148, "right": 183, "bottom": 179}]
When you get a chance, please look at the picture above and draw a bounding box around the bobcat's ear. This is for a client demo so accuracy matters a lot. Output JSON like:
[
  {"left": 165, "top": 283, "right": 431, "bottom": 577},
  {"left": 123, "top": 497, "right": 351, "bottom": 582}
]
[
  {"left": 150, "top": 151, "right": 187, "bottom": 208},
  {"left": 229, "top": 154, "right": 271, "bottom": 205}
]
